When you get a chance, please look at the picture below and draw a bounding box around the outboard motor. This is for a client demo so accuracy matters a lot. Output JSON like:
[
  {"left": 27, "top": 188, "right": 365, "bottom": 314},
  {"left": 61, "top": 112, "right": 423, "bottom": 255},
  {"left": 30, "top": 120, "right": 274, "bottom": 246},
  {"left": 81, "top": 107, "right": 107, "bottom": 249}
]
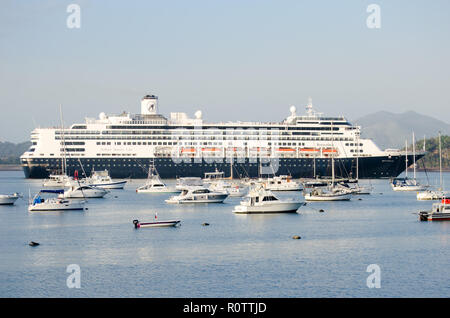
[{"left": 133, "top": 220, "right": 140, "bottom": 229}]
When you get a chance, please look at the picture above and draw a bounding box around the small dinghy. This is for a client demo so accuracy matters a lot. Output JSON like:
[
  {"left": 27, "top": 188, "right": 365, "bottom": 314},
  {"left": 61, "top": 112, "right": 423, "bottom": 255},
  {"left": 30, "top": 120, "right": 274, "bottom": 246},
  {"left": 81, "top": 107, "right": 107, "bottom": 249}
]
[{"left": 133, "top": 215, "right": 180, "bottom": 228}]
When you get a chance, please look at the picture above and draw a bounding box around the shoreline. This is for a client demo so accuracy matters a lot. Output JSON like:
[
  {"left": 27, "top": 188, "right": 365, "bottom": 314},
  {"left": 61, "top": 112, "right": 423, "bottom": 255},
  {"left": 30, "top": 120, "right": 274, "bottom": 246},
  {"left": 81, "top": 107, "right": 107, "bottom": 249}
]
[{"left": 0, "top": 164, "right": 22, "bottom": 171}]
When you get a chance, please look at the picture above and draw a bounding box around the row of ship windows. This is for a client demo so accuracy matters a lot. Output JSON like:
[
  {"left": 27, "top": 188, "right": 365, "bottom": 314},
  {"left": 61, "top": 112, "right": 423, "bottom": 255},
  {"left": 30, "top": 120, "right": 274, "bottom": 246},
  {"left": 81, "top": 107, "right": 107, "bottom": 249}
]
[
  {"left": 94, "top": 141, "right": 308, "bottom": 146},
  {"left": 56, "top": 136, "right": 353, "bottom": 141},
  {"left": 59, "top": 128, "right": 346, "bottom": 136}
]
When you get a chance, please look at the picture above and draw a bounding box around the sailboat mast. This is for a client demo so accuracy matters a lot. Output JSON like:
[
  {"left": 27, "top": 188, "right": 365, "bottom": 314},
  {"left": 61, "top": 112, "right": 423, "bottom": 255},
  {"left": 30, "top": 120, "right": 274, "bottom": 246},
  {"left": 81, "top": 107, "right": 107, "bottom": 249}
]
[
  {"left": 331, "top": 122, "right": 335, "bottom": 186},
  {"left": 413, "top": 132, "right": 416, "bottom": 179},
  {"left": 356, "top": 134, "right": 359, "bottom": 181},
  {"left": 439, "top": 132, "right": 442, "bottom": 190},
  {"left": 59, "top": 104, "right": 67, "bottom": 175},
  {"left": 405, "top": 140, "right": 408, "bottom": 178}
]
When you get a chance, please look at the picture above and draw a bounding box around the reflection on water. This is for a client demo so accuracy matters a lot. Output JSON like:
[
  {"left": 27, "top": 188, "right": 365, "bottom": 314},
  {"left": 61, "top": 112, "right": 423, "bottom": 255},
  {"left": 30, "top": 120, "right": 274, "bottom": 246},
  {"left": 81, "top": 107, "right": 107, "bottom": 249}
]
[{"left": 0, "top": 171, "right": 449, "bottom": 297}]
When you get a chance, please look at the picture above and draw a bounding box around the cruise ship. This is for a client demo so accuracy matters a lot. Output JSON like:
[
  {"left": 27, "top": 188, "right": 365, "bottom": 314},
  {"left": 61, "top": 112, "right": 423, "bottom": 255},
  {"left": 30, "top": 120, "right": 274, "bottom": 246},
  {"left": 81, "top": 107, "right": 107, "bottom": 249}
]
[{"left": 20, "top": 95, "right": 424, "bottom": 179}]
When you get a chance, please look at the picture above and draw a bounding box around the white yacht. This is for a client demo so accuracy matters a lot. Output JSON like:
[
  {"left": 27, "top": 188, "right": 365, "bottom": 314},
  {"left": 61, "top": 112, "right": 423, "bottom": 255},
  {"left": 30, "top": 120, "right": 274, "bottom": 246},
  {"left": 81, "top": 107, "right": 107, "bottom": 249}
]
[
  {"left": 233, "top": 185, "right": 303, "bottom": 214},
  {"left": 165, "top": 186, "right": 228, "bottom": 204},
  {"left": 28, "top": 190, "right": 85, "bottom": 212},
  {"left": 0, "top": 193, "right": 22, "bottom": 205},
  {"left": 264, "top": 175, "right": 303, "bottom": 191},
  {"left": 136, "top": 166, "right": 180, "bottom": 193},
  {"left": 59, "top": 185, "right": 109, "bottom": 199},
  {"left": 85, "top": 170, "right": 127, "bottom": 189}
]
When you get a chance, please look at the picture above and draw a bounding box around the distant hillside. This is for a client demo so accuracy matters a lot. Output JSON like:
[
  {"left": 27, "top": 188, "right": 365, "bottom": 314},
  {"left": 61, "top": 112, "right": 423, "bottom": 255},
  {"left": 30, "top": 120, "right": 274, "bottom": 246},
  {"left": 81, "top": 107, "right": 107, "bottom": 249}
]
[
  {"left": 0, "top": 141, "right": 31, "bottom": 164},
  {"left": 414, "top": 135, "right": 450, "bottom": 170},
  {"left": 354, "top": 111, "right": 450, "bottom": 150}
]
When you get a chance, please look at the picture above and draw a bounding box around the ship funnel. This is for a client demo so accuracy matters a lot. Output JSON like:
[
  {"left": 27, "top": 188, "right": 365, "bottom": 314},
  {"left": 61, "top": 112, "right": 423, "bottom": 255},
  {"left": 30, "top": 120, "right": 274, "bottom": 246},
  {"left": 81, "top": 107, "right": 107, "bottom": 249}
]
[{"left": 141, "top": 94, "right": 158, "bottom": 115}]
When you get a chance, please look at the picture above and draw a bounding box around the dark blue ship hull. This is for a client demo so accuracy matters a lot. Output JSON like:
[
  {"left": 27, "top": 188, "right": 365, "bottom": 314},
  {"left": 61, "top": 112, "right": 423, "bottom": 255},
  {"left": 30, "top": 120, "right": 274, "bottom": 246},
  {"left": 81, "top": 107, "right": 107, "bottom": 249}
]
[{"left": 21, "top": 154, "right": 424, "bottom": 179}]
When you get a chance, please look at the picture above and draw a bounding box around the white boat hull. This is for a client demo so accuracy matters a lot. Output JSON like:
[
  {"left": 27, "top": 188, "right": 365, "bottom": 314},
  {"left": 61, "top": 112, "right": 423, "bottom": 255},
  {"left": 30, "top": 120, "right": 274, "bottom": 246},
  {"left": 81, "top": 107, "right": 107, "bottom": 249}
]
[
  {"left": 392, "top": 185, "right": 427, "bottom": 192},
  {"left": 233, "top": 201, "right": 303, "bottom": 214},
  {"left": 304, "top": 193, "right": 351, "bottom": 201},
  {"left": 28, "top": 200, "right": 85, "bottom": 212},
  {"left": 136, "top": 220, "right": 181, "bottom": 228},
  {"left": 61, "top": 189, "right": 108, "bottom": 198},
  {"left": 90, "top": 181, "right": 127, "bottom": 189},
  {"left": 136, "top": 186, "right": 180, "bottom": 194},
  {"left": 0, "top": 195, "right": 20, "bottom": 205},
  {"left": 166, "top": 193, "right": 228, "bottom": 204},
  {"left": 417, "top": 190, "right": 448, "bottom": 201}
]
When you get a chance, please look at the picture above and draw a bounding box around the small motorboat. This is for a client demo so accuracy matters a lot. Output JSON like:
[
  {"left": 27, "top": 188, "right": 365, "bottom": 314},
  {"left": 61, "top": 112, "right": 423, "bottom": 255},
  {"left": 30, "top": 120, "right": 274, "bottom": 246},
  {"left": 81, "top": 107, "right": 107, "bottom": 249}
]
[
  {"left": 59, "top": 185, "right": 109, "bottom": 199},
  {"left": 137, "top": 165, "right": 180, "bottom": 193},
  {"left": 133, "top": 218, "right": 180, "bottom": 228},
  {"left": 419, "top": 198, "right": 450, "bottom": 221},
  {"left": 304, "top": 186, "right": 352, "bottom": 201},
  {"left": 233, "top": 185, "right": 303, "bottom": 214},
  {"left": 264, "top": 175, "right": 303, "bottom": 191},
  {"left": 166, "top": 186, "right": 228, "bottom": 204},
  {"left": 28, "top": 190, "right": 85, "bottom": 212},
  {"left": 0, "top": 193, "right": 22, "bottom": 205}
]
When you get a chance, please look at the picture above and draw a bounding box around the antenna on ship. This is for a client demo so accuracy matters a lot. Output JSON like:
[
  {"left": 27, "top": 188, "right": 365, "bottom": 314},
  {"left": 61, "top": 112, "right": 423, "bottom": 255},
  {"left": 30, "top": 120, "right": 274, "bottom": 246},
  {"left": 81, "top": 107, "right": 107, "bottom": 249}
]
[
  {"left": 305, "top": 97, "right": 322, "bottom": 117},
  {"left": 306, "top": 97, "right": 314, "bottom": 116}
]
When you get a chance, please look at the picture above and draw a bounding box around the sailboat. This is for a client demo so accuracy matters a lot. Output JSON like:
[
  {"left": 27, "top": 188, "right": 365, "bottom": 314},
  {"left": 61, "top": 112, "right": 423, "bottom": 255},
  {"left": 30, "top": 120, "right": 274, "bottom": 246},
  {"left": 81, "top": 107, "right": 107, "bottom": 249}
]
[
  {"left": 43, "top": 105, "right": 71, "bottom": 188},
  {"left": 417, "top": 132, "right": 448, "bottom": 200},
  {"left": 304, "top": 123, "right": 352, "bottom": 201},
  {"left": 28, "top": 189, "right": 85, "bottom": 212},
  {"left": 391, "top": 133, "right": 428, "bottom": 191},
  {"left": 338, "top": 135, "right": 372, "bottom": 195},
  {"left": 136, "top": 164, "right": 180, "bottom": 193}
]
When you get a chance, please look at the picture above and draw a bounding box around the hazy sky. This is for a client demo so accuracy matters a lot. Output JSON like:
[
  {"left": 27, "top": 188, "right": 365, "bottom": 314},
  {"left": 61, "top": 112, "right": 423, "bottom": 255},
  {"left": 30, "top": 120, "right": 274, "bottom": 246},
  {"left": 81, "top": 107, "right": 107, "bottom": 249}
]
[{"left": 1, "top": 0, "right": 449, "bottom": 142}]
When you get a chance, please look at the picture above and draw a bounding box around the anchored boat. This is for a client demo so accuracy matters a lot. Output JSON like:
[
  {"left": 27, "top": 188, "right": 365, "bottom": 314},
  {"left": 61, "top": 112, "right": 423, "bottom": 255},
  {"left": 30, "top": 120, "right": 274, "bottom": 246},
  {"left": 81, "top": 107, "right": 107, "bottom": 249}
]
[
  {"left": 0, "top": 193, "right": 22, "bottom": 205},
  {"left": 133, "top": 218, "right": 180, "bottom": 228},
  {"left": 137, "top": 165, "right": 180, "bottom": 193},
  {"left": 166, "top": 186, "right": 228, "bottom": 204},
  {"left": 233, "top": 185, "right": 303, "bottom": 214},
  {"left": 419, "top": 198, "right": 450, "bottom": 221},
  {"left": 28, "top": 190, "right": 85, "bottom": 212}
]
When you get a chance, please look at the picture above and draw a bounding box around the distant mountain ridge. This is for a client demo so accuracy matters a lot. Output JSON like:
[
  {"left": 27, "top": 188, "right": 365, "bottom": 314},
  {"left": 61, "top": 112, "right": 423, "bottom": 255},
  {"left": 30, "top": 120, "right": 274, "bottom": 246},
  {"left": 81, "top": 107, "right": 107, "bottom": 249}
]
[
  {"left": 0, "top": 141, "right": 31, "bottom": 164},
  {"left": 353, "top": 110, "right": 450, "bottom": 150}
]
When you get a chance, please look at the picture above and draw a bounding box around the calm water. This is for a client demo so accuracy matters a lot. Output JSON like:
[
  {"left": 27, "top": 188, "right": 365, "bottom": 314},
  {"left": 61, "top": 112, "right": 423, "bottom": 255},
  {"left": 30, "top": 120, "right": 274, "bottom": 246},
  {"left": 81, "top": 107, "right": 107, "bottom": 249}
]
[{"left": 0, "top": 171, "right": 448, "bottom": 298}]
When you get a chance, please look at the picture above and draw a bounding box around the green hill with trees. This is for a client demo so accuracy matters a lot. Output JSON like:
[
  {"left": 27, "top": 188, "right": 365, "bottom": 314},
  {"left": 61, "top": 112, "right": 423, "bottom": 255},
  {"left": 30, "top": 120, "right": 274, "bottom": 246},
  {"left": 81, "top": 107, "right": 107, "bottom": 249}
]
[{"left": 414, "top": 135, "right": 449, "bottom": 171}]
